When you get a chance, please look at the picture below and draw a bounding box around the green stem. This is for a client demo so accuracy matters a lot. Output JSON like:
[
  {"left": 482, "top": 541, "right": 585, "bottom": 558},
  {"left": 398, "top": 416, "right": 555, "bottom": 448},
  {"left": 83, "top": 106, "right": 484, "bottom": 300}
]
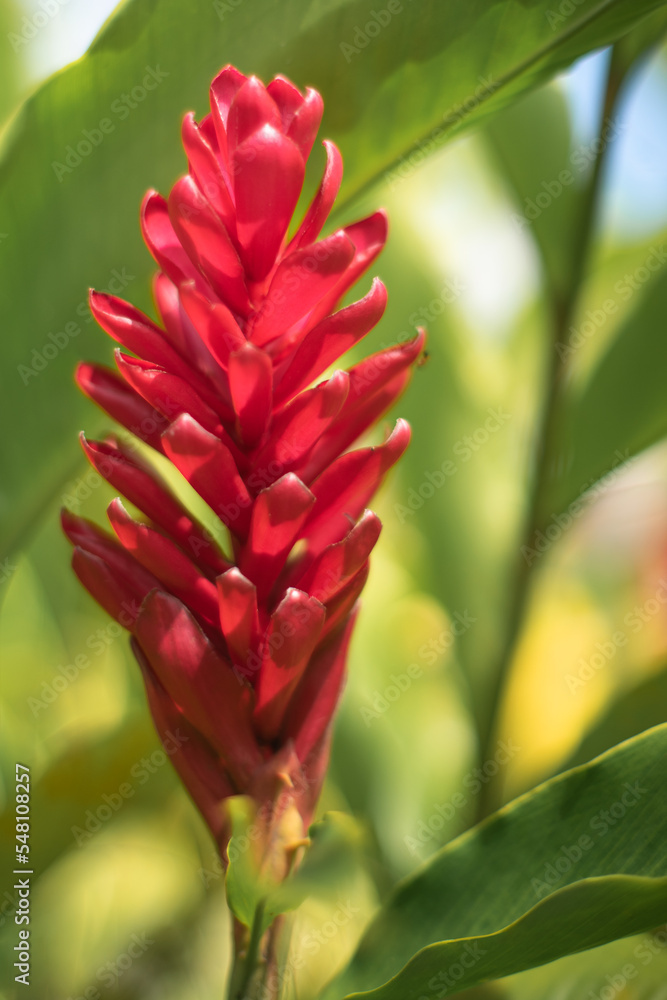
[
  {"left": 473, "top": 50, "right": 626, "bottom": 823},
  {"left": 227, "top": 905, "right": 266, "bottom": 1000}
]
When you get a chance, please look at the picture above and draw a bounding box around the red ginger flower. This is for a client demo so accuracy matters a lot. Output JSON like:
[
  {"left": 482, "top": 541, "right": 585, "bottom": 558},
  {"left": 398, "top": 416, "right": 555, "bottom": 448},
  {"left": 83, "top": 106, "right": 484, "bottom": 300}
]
[{"left": 64, "top": 64, "right": 425, "bottom": 861}]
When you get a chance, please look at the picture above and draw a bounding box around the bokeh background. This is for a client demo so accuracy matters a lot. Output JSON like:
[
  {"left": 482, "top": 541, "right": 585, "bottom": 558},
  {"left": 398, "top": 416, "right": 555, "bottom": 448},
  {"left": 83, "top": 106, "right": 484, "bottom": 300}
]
[{"left": 1, "top": 1, "right": 667, "bottom": 997}]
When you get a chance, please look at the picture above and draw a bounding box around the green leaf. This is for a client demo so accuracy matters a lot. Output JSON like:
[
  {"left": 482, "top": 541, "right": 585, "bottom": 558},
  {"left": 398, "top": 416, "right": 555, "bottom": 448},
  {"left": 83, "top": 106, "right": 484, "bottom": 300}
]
[
  {"left": 224, "top": 796, "right": 276, "bottom": 929},
  {"left": 225, "top": 801, "right": 366, "bottom": 931},
  {"left": 0, "top": 0, "right": 26, "bottom": 128},
  {"left": 497, "top": 928, "right": 667, "bottom": 1000},
  {"left": 323, "top": 724, "right": 667, "bottom": 1000},
  {"left": 546, "top": 262, "right": 667, "bottom": 517},
  {"left": 484, "top": 84, "right": 584, "bottom": 301},
  {"left": 2, "top": 0, "right": 667, "bottom": 556},
  {"left": 612, "top": 5, "right": 667, "bottom": 74}
]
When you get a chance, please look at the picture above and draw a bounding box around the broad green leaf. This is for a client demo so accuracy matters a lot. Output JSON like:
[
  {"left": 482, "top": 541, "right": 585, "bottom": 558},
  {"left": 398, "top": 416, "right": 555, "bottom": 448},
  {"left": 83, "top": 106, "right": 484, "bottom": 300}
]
[
  {"left": 485, "top": 84, "right": 584, "bottom": 301},
  {"left": 0, "top": 0, "right": 26, "bottom": 128},
  {"left": 2, "top": 0, "right": 667, "bottom": 557},
  {"left": 323, "top": 724, "right": 667, "bottom": 1000},
  {"left": 612, "top": 5, "right": 667, "bottom": 73},
  {"left": 545, "top": 263, "right": 667, "bottom": 517}
]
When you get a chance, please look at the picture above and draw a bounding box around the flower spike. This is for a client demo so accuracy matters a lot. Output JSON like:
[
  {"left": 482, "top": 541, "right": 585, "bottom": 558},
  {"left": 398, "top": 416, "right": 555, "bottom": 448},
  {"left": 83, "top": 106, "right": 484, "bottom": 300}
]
[{"left": 65, "top": 64, "right": 425, "bottom": 868}]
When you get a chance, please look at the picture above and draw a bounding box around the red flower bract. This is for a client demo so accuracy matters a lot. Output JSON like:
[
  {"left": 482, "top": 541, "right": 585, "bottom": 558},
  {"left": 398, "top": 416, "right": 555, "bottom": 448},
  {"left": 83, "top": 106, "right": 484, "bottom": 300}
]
[{"left": 64, "top": 64, "right": 425, "bottom": 860}]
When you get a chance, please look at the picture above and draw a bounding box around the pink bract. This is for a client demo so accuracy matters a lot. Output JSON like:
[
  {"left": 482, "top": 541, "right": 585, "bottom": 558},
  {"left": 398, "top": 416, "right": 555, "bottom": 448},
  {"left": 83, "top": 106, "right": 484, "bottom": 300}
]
[{"left": 64, "top": 64, "right": 425, "bottom": 858}]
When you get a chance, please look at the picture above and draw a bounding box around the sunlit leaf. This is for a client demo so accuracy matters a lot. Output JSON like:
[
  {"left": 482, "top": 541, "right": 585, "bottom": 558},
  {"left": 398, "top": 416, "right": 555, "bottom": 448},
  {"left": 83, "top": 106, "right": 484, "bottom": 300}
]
[
  {"left": 485, "top": 84, "right": 584, "bottom": 301},
  {"left": 323, "top": 724, "right": 667, "bottom": 1000}
]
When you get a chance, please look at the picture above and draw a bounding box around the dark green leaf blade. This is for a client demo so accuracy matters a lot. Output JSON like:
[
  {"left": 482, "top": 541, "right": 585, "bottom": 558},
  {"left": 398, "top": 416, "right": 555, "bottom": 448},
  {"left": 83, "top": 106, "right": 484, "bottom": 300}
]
[
  {"left": 342, "top": 877, "right": 667, "bottom": 1000},
  {"left": 323, "top": 724, "right": 667, "bottom": 1000}
]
